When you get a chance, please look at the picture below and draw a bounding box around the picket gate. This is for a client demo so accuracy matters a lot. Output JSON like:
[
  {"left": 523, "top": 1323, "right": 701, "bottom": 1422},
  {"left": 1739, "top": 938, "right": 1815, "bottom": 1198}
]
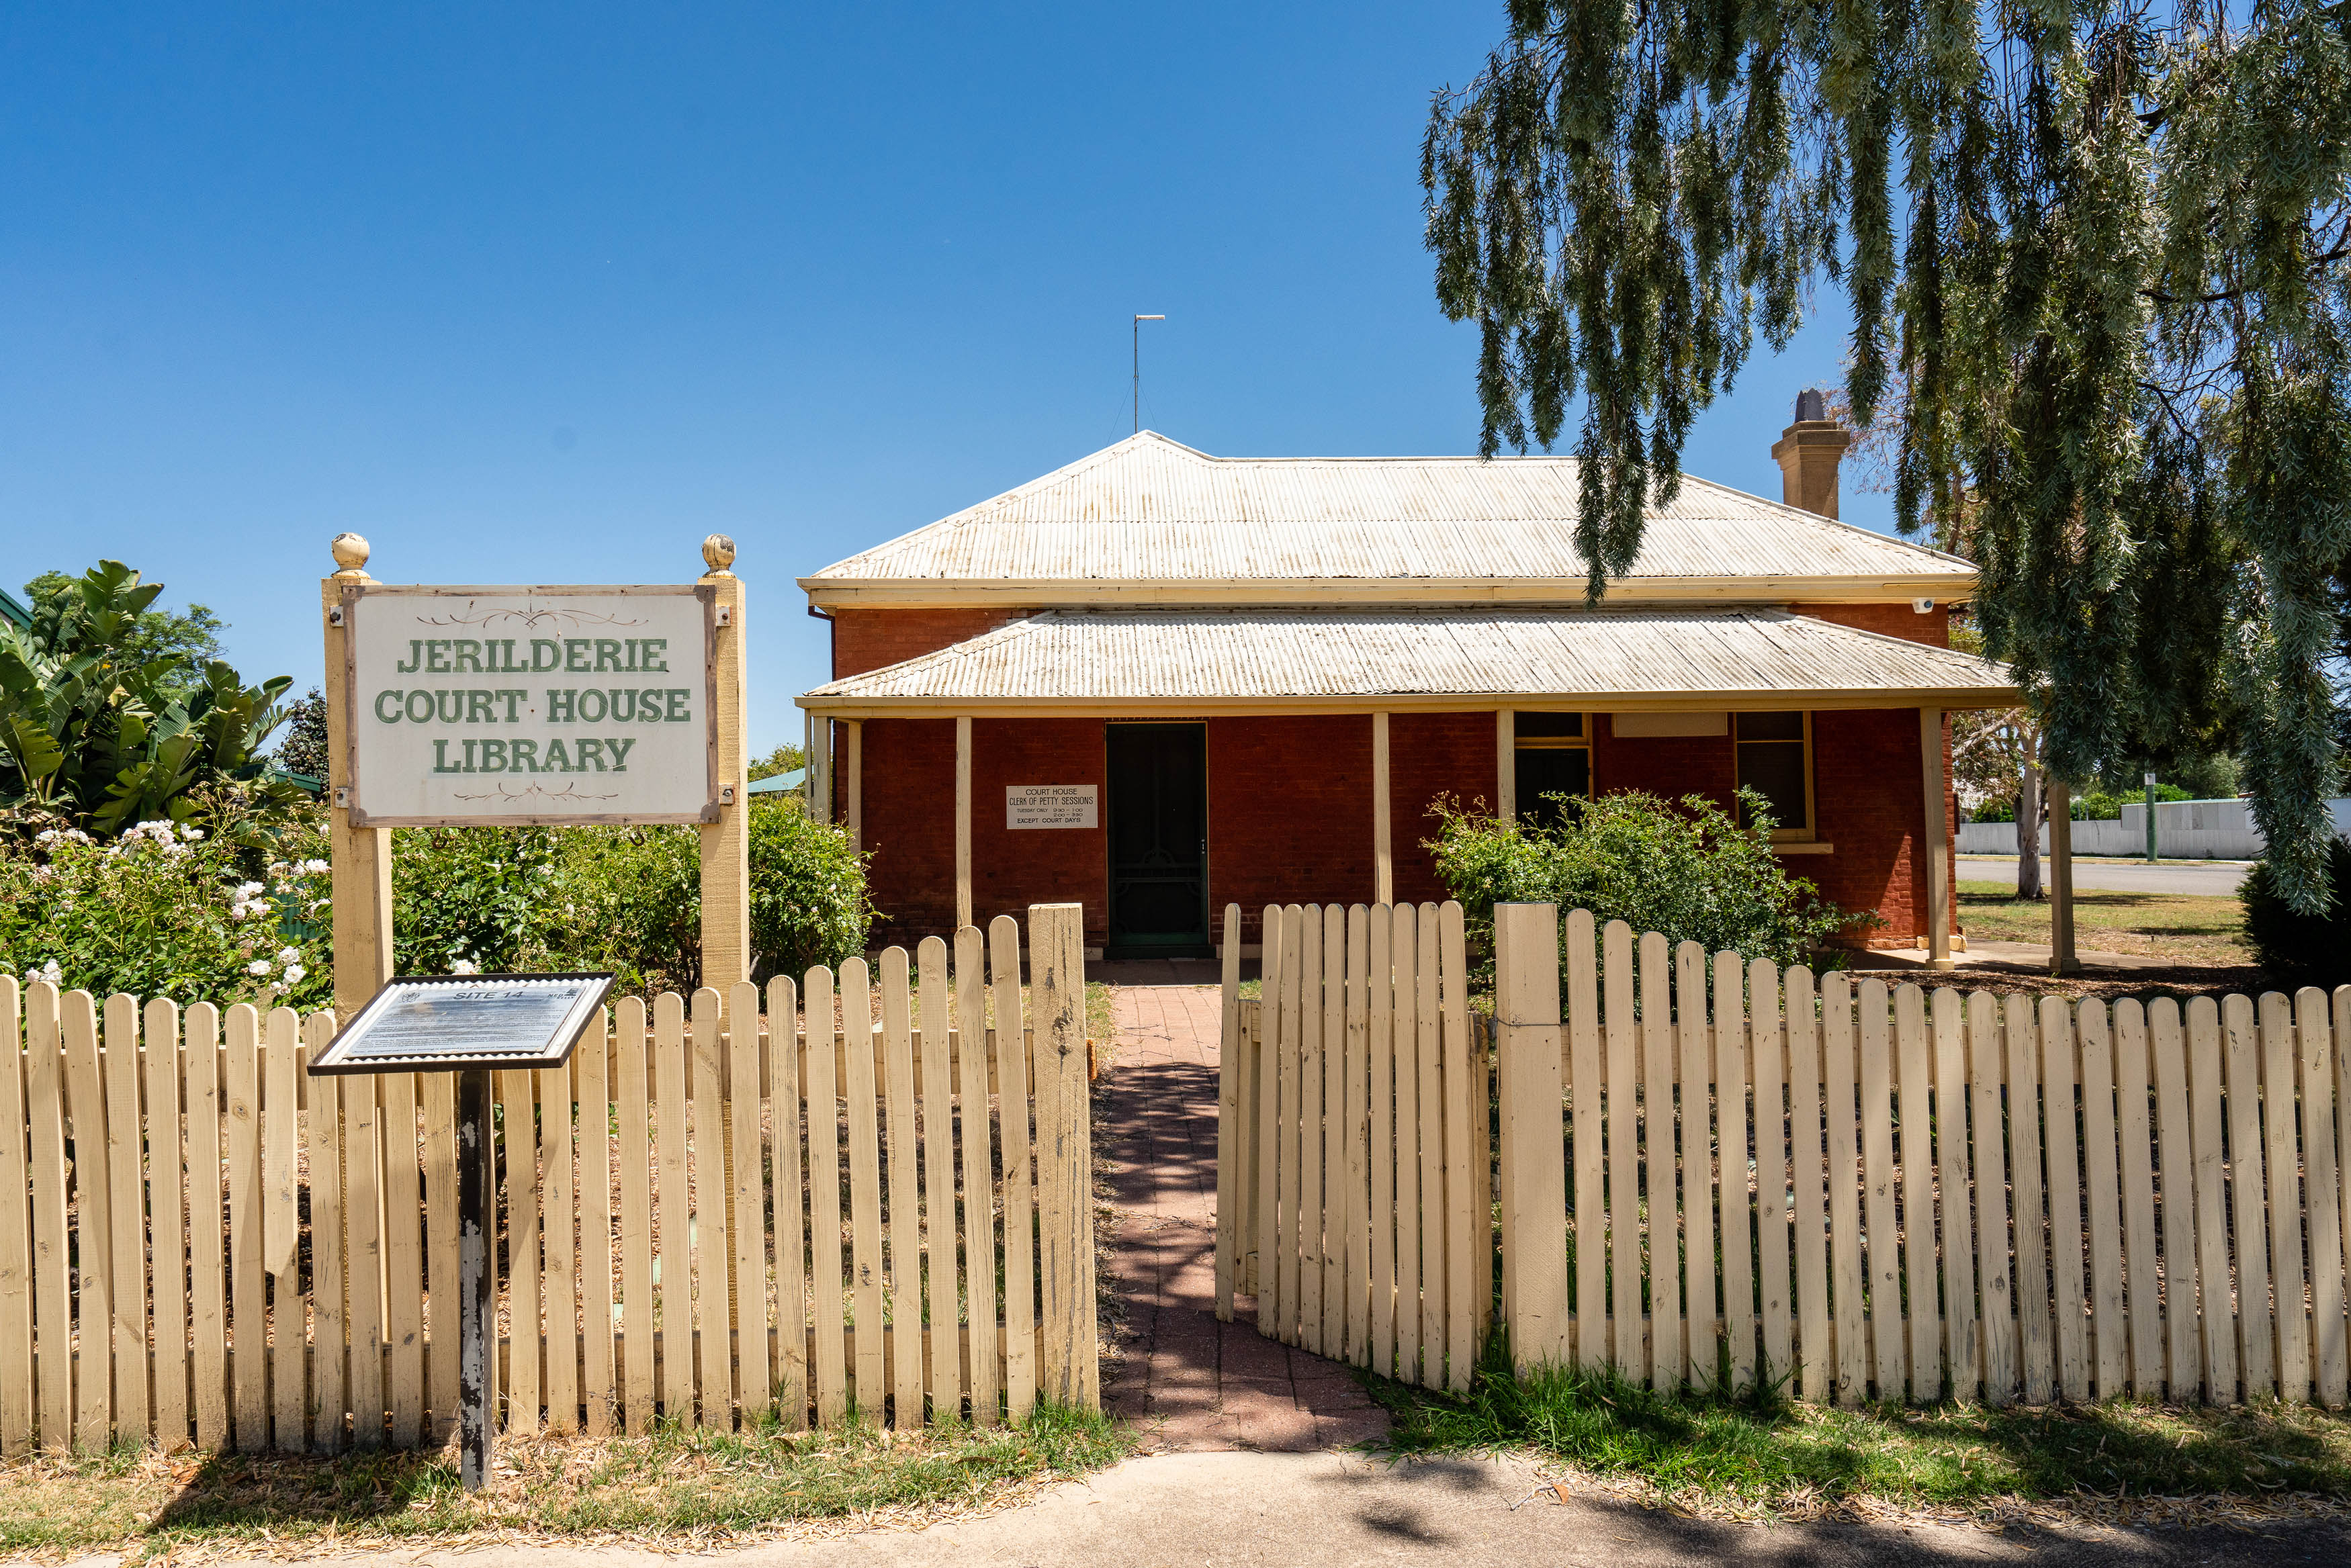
[
  {"left": 0, "top": 903, "right": 1097, "bottom": 1454},
  {"left": 1214, "top": 901, "right": 1490, "bottom": 1392}
]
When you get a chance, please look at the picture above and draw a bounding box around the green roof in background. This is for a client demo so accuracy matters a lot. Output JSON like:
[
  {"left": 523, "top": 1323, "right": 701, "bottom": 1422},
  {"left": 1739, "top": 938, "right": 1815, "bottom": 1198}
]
[{"left": 0, "top": 586, "right": 29, "bottom": 632}]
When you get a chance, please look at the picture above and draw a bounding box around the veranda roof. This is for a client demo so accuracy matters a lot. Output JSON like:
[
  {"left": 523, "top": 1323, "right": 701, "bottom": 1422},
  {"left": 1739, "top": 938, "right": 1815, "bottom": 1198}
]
[
  {"left": 799, "top": 605, "right": 2019, "bottom": 716},
  {"left": 800, "top": 432, "right": 1977, "bottom": 606}
]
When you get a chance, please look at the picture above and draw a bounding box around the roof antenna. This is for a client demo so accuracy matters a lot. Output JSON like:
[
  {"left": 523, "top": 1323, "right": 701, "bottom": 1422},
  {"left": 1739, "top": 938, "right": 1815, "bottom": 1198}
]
[{"left": 1133, "top": 314, "right": 1165, "bottom": 433}]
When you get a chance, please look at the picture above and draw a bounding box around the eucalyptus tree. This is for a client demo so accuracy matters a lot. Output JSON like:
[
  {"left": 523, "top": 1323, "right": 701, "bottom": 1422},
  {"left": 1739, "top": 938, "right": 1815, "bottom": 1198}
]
[{"left": 1423, "top": 0, "right": 2351, "bottom": 909}]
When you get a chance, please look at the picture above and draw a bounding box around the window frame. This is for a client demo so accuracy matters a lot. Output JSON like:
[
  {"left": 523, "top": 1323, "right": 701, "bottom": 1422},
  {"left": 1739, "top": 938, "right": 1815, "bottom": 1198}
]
[
  {"left": 1512, "top": 710, "right": 1593, "bottom": 824},
  {"left": 1733, "top": 709, "right": 1816, "bottom": 841}
]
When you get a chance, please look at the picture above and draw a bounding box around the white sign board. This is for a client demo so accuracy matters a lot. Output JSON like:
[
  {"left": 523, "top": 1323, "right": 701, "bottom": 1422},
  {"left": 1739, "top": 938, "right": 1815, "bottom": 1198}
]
[
  {"left": 1006, "top": 784, "right": 1098, "bottom": 830},
  {"left": 308, "top": 973, "right": 615, "bottom": 1076},
  {"left": 342, "top": 584, "right": 717, "bottom": 826}
]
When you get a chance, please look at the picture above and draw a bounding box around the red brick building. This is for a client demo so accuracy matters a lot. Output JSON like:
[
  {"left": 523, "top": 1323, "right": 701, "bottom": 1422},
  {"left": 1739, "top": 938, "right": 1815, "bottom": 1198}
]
[{"left": 795, "top": 408, "right": 2014, "bottom": 965}]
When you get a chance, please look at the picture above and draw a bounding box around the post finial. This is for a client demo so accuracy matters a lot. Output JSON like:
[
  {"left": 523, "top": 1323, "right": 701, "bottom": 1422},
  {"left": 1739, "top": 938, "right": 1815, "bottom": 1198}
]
[
  {"left": 701, "top": 533, "right": 737, "bottom": 575},
  {"left": 330, "top": 533, "right": 371, "bottom": 577}
]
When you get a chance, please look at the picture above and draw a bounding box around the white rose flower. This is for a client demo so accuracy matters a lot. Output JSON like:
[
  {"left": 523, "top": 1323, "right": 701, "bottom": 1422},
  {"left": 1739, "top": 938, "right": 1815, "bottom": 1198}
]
[
  {"left": 31, "top": 960, "right": 62, "bottom": 986},
  {"left": 181, "top": 827, "right": 205, "bottom": 841},
  {"left": 282, "top": 964, "right": 306, "bottom": 984},
  {"left": 34, "top": 829, "right": 58, "bottom": 845},
  {"left": 247, "top": 960, "right": 271, "bottom": 976},
  {"left": 302, "top": 859, "right": 330, "bottom": 876},
  {"left": 277, "top": 946, "right": 301, "bottom": 964},
  {"left": 449, "top": 958, "right": 481, "bottom": 976},
  {"left": 235, "top": 882, "right": 265, "bottom": 899}
]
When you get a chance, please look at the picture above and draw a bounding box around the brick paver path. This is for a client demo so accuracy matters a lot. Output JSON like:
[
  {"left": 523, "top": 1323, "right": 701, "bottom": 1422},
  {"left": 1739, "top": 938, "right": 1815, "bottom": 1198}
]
[{"left": 1098, "top": 982, "right": 1388, "bottom": 1452}]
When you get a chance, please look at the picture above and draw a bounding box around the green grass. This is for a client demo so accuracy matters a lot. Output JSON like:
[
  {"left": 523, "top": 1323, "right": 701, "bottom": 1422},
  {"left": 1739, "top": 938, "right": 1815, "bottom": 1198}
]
[
  {"left": 1367, "top": 1340, "right": 2351, "bottom": 1514},
  {"left": 0, "top": 1405, "right": 1128, "bottom": 1559}
]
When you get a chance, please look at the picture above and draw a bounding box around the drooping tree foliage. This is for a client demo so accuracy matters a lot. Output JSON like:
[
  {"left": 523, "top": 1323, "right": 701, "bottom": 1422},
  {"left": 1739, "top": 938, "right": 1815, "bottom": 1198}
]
[{"left": 1423, "top": 0, "right": 2351, "bottom": 910}]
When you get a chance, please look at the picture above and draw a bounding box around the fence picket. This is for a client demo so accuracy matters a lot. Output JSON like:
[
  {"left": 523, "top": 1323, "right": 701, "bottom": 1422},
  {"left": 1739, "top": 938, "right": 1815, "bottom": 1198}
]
[
  {"left": 1676, "top": 943, "right": 1717, "bottom": 1384},
  {"left": 1856, "top": 978, "right": 1903, "bottom": 1401},
  {"left": 1750, "top": 960, "right": 1791, "bottom": 1390},
  {"left": 880, "top": 951, "right": 922, "bottom": 1426},
  {"left": 2300, "top": 987, "right": 2347, "bottom": 1409},
  {"left": 2186, "top": 997, "right": 2236, "bottom": 1399},
  {"left": 1216, "top": 906, "right": 1243, "bottom": 1324},
  {"left": 1999, "top": 996, "right": 2051, "bottom": 1403},
  {"left": 306, "top": 1015, "right": 347, "bottom": 1454},
  {"left": 1821, "top": 975, "right": 1864, "bottom": 1407},
  {"left": 2149, "top": 1001, "right": 2201, "bottom": 1399},
  {"left": 0, "top": 978, "right": 32, "bottom": 1457},
  {"left": 1785, "top": 968, "right": 1829, "bottom": 1403},
  {"left": 615, "top": 997, "right": 657, "bottom": 1432},
  {"left": 2039, "top": 997, "right": 2089, "bottom": 1403},
  {"left": 1390, "top": 903, "right": 1422, "bottom": 1379},
  {"left": 1628, "top": 927, "right": 1667, "bottom": 1384},
  {"left": 579, "top": 1011, "right": 617, "bottom": 1436},
  {"left": 1437, "top": 901, "right": 1473, "bottom": 1390},
  {"left": 953, "top": 936, "right": 997, "bottom": 1422},
  {"left": 2335, "top": 987, "right": 2351, "bottom": 1408},
  {"left": 2223, "top": 995, "right": 2274, "bottom": 1398},
  {"left": 1297, "top": 908, "right": 1323, "bottom": 1354},
  {"left": 917, "top": 939, "right": 961, "bottom": 1420},
  {"left": 769, "top": 976, "right": 809, "bottom": 1430},
  {"left": 142, "top": 999, "right": 188, "bottom": 1450},
  {"left": 102, "top": 994, "right": 151, "bottom": 1444},
  {"left": 1967, "top": 995, "right": 2016, "bottom": 1405},
  {"left": 1561, "top": 911, "right": 1599, "bottom": 1373},
  {"left": 1894, "top": 984, "right": 1939, "bottom": 1401},
  {"left": 2077, "top": 1001, "right": 2127, "bottom": 1399},
  {"left": 1272, "top": 907, "right": 1302, "bottom": 1345},
  {"left": 1320, "top": 904, "right": 1347, "bottom": 1358},
  {"left": 421, "top": 1068, "right": 460, "bottom": 1442},
  {"left": 545, "top": 1037, "right": 582, "bottom": 1435},
  {"left": 344, "top": 1057, "right": 385, "bottom": 1449},
  {"left": 224, "top": 1003, "right": 263, "bottom": 1449},
  {"left": 729, "top": 981, "right": 769, "bottom": 1427},
  {"left": 265, "top": 1010, "right": 305, "bottom": 1450},
  {"left": 653, "top": 991, "right": 693, "bottom": 1421},
  {"left": 1420, "top": 905, "right": 1451, "bottom": 1381},
  {"left": 1929, "top": 990, "right": 1978, "bottom": 1400},
  {"left": 803, "top": 968, "right": 850, "bottom": 1426},
  {"left": 28, "top": 985, "right": 70, "bottom": 1450},
  {"left": 989, "top": 919, "right": 1038, "bottom": 1422},
  {"left": 1496, "top": 904, "right": 1566, "bottom": 1369},
  {"left": 2114, "top": 1002, "right": 2163, "bottom": 1399},
  {"left": 2260, "top": 992, "right": 2309, "bottom": 1401},
  {"left": 183, "top": 1002, "right": 226, "bottom": 1451},
  {"left": 840, "top": 959, "right": 887, "bottom": 1413},
  {"left": 1254, "top": 904, "right": 1285, "bottom": 1334},
  {"left": 1368, "top": 907, "right": 1394, "bottom": 1376},
  {"left": 690, "top": 988, "right": 731, "bottom": 1428},
  {"left": 1716, "top": 950, "right": 1755, "bottom": 1391},
  {"left": 62, "top": 991, "right": 114, "bottom": 1448},
  {"left": 384, "top": 1066, "right": 426, "bottom": 1445}
]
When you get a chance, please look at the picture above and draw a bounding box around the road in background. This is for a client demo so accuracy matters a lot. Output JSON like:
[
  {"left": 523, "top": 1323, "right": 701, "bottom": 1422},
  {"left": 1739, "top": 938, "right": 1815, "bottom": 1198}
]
[{"left": 1957, "top": 856, "right": 2250, "bottom": 896}]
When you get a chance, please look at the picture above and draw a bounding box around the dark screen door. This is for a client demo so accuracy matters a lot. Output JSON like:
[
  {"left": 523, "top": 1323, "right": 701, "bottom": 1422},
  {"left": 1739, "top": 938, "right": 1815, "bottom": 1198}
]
[{"left": 1106, "top": 723, "right": 1210, "bottom": 958}]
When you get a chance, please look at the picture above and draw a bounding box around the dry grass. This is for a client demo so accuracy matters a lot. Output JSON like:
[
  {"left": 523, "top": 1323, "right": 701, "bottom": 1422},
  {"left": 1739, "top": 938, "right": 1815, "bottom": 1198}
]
[{"left": 1955, "top": 882, "right": 2256, "bottom": 966}]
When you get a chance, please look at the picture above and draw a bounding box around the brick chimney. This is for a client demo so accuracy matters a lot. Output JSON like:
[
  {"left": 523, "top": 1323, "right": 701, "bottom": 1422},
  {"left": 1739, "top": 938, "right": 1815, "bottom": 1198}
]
[{"left": 1771, "top": 387, "right": 1853, "bottom": 518}]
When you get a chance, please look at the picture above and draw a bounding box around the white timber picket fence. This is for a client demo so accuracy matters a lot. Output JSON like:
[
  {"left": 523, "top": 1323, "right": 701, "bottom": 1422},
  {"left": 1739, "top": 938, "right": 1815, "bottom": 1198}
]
[
  {"left": 1212, "top": 901, "right": 1492, "bottom": 1393},
  {"left": 0, "top": 903, "right": 1098, "bottom": 1455},
  {"left": 1220, "top": 898, "right": 2351, "bottom": 1408}
]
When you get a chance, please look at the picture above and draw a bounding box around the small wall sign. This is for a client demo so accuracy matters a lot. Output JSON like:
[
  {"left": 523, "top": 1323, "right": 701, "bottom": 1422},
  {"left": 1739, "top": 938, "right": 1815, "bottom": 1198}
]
[
  {"left": 341, "top": 584, "right": 717, "bottom": 825},
  {"left": 1007, "top": 784, "right": 1098, "bottom": 830}
]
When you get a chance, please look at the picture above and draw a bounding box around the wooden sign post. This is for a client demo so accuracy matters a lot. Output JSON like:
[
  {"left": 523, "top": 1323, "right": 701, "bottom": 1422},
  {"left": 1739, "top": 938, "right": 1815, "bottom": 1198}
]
[{"left": 321, "top": 534, "right": 753, "bottom": 1012}]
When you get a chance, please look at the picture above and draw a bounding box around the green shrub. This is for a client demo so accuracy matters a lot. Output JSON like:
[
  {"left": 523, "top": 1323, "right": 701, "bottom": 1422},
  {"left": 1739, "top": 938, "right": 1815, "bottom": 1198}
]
[
  {"left": 2242, "top": 836, "right": 2351, "bottom": 987},
  {"left": 0, "top": 812, "right": 333, "bottom": 1007},
  {"left": 747, "top": 795, "right": 878, "bottom": 982},
  {"left": 1424, "top": 789, "right": 1873, "bottom": 987}
]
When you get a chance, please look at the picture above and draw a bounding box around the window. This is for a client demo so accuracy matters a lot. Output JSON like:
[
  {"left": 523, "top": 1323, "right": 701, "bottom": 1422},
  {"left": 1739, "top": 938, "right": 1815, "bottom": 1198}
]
[
  {"left": 1513, "top": 710, "right": 1591, "bottom": 830},
  {"left": 1734, "top": 710, "right": 1812, "bottom": 838}
]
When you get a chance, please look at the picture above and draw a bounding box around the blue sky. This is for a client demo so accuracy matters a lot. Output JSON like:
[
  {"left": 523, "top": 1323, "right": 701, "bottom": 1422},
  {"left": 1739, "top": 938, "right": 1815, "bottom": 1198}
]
[{"left": 0, "top": 3, "right": 1882, "bottom": 753}]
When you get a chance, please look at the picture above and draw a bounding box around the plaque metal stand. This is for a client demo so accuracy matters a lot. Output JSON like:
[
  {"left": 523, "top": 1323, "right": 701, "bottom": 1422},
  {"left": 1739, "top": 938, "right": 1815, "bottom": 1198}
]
[{"left": 310, "top": 971, "right": 613, "bottom": 1489}]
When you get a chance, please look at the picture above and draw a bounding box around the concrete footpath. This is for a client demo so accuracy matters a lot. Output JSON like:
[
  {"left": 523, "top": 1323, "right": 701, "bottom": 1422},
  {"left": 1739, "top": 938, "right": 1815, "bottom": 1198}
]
[{"left": 152, "top": 1451, "right": 2351, "bottom": 1567}]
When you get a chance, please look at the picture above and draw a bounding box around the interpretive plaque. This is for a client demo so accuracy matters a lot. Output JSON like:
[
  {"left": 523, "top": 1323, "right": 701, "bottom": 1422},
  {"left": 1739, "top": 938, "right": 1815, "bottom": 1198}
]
[
  {"left": 1006, "top": 783, "right": 1098, "bottom": 829},
  {"left": 308, "top": 972, "right": 615, "bottom": 1075},
  {"left": 307, "top": 969, "right": 614, "bottom": 1490}
]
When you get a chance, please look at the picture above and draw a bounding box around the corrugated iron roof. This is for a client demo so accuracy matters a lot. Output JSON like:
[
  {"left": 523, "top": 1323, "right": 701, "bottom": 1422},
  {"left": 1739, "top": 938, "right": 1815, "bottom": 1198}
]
[
  {"left": 801, "top": 605, "right": 2016, "bottom": 710},
  {"left": 803, "top": 432, "right": 1971, "bottom": 591}
]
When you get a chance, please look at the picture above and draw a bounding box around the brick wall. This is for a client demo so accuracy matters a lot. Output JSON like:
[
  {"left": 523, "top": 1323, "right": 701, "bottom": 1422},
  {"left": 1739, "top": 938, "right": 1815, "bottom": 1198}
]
[
  {"left": 830, "top": 607, "right": 1021, "bottom": 678},
  {"left": 1207, "top": 715, "right": 1376, "bottom": 947},
  {"left": 1593, "top": 716, "right": 1737, "bottom": 806},
  {"left": 856, "top": 717, "right": 1110, "bottom": 949},
  {"left": 1388, "top": 712, "right": 1501, "bottom": 907},
  {"left": 1798, "top": 601, "right": 1951, "bottom": 648}
]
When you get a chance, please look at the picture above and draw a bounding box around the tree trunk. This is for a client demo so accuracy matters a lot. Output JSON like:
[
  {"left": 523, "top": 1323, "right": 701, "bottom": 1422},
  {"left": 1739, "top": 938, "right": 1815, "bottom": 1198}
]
[{"left": 2016, "top": 751, "right": 2045, "bottom": 901}]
